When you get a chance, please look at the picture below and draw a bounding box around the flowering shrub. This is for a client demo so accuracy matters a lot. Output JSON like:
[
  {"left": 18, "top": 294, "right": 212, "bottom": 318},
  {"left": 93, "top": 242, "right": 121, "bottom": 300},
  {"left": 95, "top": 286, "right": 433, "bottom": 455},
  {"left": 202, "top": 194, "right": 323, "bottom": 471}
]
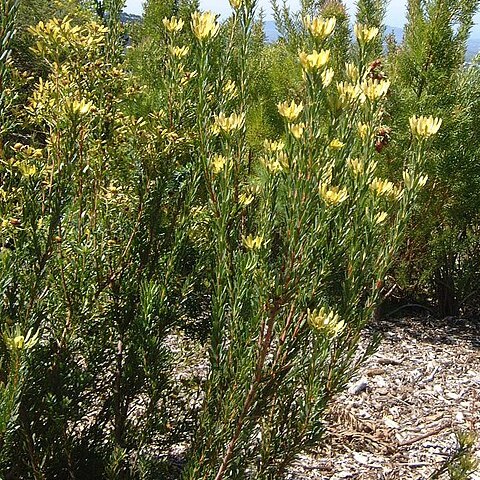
[{"left": 0, "top": 0, "right": 444, "bottom": 478}]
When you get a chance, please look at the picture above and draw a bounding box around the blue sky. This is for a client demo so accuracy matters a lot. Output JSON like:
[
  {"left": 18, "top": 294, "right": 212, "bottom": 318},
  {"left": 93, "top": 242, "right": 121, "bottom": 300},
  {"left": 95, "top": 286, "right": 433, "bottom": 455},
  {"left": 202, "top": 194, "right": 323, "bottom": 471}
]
[{"left": 124, "top": 0, "right": 480, "bottom": 35}]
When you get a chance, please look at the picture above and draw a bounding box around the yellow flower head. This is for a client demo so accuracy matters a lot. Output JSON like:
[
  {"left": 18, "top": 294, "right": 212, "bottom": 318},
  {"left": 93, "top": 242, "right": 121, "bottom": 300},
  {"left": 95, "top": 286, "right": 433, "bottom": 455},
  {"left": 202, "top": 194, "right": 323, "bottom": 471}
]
[
  {"left": 299, "top": 49, "right": 330, "bottom": 72},
  {"left": 289, "top": 122, "right": 305, "bottom": 139},
  {"left": 409, "top": 115, "right": 442, "bottom": 138},
  {"left": 345, "top": 62, "right": 359, "bottom": 82},
  {"left": 5, "top": 328, "right": 39, "bottom": 351},
  {"left": 360, "top": 78, "right": 390, "bottom": 101},
  {"left": 239, "top": 193, "right": 254, "bottom": 206},
  {"left": 354, "top": 24, "right": 379, "bottom": 45},
  {"left": 67, "top": 98, "right": 94, "bottom": 116},
  {"left": 348, "top": 157, "right": 364, "bottom": 175},
  {"left": 308, "top": 307, "right": 345, "bottom": 336},
  {"left": 357, "top": 122, "right": 369, "bottom": 140},
  {"left": 374, "top": 211, "right": 388, "bottom": 225},
  {"left": 403, "top": 169, "right": 428, "bottom": 189},
  {"left": 329, "top": 138, "right": 344, "bottom": 149},
  {"left": 213, "top": 112, "right": 245, "bottom": 134},
  {"left": 163, "top": 16, "right": 185, "bottom": 34},
  {"left": 319, "top": 183, "right": 349, "bottom": 205},
  {"left": 277, "top": 100, "right": 304, "bottom": 122},
  {"left": 14, "top": 336, "right": 25, "bottom": 349},
  {"left": 264, "top": 139, "right": 285, "bottom": 152},
  {"left": 211, "top": 154, "right": 227, "bottom": 174},
  {"left": 243, "top": 234, "right": 263, "bottom": 250},
  {"left": 337, "top": 81, "right": 365, "bottom": 105},
  {"left": 229, "top": 0, "right": 243, "bottom": 9},
  {"left": 169, "top": 45, "right": 189, "bottom": 58},
  {"left": 369, "top": 177, "right": 394, "bottom": 196},
  {"left": 304, "top": 16, "right": 336, "bottom": 40},
  {"left": 17, "top": 162, "right": 37, "bottom": 177},
  {"left": 191, "top": 11, "right": 220, "bottom": 41}
]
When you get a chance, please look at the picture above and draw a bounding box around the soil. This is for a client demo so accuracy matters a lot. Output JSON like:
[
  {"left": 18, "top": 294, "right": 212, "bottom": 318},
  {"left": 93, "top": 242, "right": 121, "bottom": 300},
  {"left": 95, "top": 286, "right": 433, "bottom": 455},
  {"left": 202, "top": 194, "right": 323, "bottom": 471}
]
[{"left": 288, "top": 316, "right": 480, "bottom": 480}]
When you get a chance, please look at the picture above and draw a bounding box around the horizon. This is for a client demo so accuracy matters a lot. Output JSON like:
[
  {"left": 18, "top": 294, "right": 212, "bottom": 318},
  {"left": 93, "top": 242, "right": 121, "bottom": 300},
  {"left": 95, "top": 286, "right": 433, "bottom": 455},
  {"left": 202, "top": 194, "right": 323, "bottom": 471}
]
[{"left": 124, "top": 0, "right": 480, "bottom": 38}]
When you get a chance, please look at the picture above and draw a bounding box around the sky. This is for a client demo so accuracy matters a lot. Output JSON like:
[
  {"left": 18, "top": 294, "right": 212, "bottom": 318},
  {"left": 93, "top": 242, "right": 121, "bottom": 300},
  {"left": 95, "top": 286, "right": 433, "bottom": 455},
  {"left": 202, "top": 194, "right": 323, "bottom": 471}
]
[{"left": 124, "top": 0, "right": 480, "bottom": 36}]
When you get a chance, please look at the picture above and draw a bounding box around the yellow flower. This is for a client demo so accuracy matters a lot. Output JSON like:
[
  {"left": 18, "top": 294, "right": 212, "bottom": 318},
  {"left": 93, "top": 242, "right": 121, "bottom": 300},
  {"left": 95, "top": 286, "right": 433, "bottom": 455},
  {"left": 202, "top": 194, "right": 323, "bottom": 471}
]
[
  {"left": 354, "top": 24, "right": 379, "bottom": 45},
  {"left": 321, "top": 67, "right": 334, "bottom": 88},
  {"left": 17, "top": 162, "right": 37, "bottom": 177},
  {"left": 213, "top": 112, "right": 245, "bottom": 134},
  {"left": 337, "top": 81, "right": 365, "bottom": 105},
  {"left": 304, "top": 16, "right": 336, "bottom": 40},
  {"left": 357, "top": 122, "right": 369, "bottom": 140},
  {"left": 329, "top": 138, "right": 344, "bottom": 149},
  {"left": 5, "top": 328, "right": 39, "bottom": 351},
  {"left": 68, "top": 98, "right": 93, "bottom": 115},
  {"left": 191, "top": 11, "right": 220, "bottom": 41},
  {"left": 299, "top": 49, "right": 330, "bottom": 72},
  {"left": 418, "top": 174, "right": 428, "bottom": 187},
  {"left": 239, "top": 193, "right": 254, "bottom": 206},
  {"left": 229, "top": 0, "right": 243, "bottom": 9},
  {"left": 163, "top": 16, "right": 185, "bottom": 34},
  {"left": 277, "top": 100, "right": 304, "bottom": 122},
  {"left": 308, "top": 307, "right": 345, "bottom": 336},
  {"left": 403, "top": 170, "right": 428, "bottom": 189},
  {"left": 374, "top": 211, "right": 388, "bottom": 225},
  {"left": 360, "top": 78, "right": 390, "bottom": 101},
  {"left": 319, "top": 183, "right": 349, "bottom": 205},
  {"left": 169, "top": 45, "right": 189, "bottom": 58},
  {"left": 264, "top": 139, "right": 285, "bottom": 152},
  {"left": 369, "top": 177, "right": 394, "bottom": 196},
  {"left": 243, "top": 234, "right": 263, "bottom": 250},
  {"left": 289, "top": 122, "right": 305, "bottom": 139},
  {"left": 211, "top": 154, "right": 227, "bottom": 174},
  {"left": 348, "top": 157, "right": 364, "bottom": 175},
  {"left": 409, "top": 115, "right": 442, "bottom": 138},
  {"left": 263, "top": 158, "right": 283, "bottom": 173},
  {"left": 345, "top": 62, "right": 359, "bottom": 82}
]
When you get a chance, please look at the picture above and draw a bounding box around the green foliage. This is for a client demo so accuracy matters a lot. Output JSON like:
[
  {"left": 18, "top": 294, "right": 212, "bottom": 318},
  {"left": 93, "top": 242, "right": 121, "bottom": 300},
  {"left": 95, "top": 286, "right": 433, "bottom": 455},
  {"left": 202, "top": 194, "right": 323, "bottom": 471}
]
[
  {"left": 385, "top": 0, "right": 480, "bottom": 315},
  {"left": 1, "top": 0, "right": 477, "bottom": 478},
  {"left": 429, "top": 430, "right": 479, "bottom": 480}
]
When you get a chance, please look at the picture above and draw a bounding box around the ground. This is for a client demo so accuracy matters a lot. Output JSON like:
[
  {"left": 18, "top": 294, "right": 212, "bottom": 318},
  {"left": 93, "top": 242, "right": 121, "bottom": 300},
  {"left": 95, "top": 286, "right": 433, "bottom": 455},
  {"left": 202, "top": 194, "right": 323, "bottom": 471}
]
[{"left": 289, "top": 316, "right": 480, "bottom": 480}]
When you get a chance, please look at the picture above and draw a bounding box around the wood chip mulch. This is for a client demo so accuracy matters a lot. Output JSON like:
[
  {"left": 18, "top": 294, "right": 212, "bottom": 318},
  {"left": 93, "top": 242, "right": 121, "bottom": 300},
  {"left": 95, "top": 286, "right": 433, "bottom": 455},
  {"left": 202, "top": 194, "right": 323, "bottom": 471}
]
[{"left": 289, "top": 316, "right": 480, "bottom": 480}]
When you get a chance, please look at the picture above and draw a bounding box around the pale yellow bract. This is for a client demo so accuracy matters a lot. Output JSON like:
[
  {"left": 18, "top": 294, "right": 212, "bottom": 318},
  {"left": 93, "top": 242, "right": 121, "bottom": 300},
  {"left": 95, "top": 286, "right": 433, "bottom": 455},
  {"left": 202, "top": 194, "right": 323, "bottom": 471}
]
[
  {"left": 303, "top": 16, "right": 336, "bottom": 40},
  {"left": 243, "top": 234, "right": 263, "bottom": 250},
  {"left": 289, "top": 122, "right": 305, "bottom": 139},
  {"left": 319, "top": 183, "right": 349, "bottom": 205},
  {"left": 369, "top": 177, "right": 395, "bottom": 196},
  {"left": 277, "top": 100, "right": 304, "bottom": 122},
  {"left": 329, "top": 138, "right": 344, "bottom": 149},
  {"left": 213, "top": 112, "right": 245, "bottom": 134},
  {"left": 191, "top": 11, "right": 220, "bottom": 41},
  {"left": 409, "top": 115, "right": 442, "bottom": 138},
  {"left": 264, "top": 139, "right": 285, "bottom": 152},
  {"left": 211, "top": 154, "right": 227, "bottom": 174},
  {"left": 169, "top": 45, "right": 189, "bottom": 58},
  {"left": 354, "top": 24, "right": 379, "bottom": 45},
  {"left": 299, "top": 49, "right": 330, "bottom": 73},
  {"left": 307, "top": 307, "right": 345, "bottom": 336},
  {"left": 361, "top": 78, "right": 390, "bottom": 101},
  {"left": 229, "top": 0, "right": 243, "bottom": 9},
  {"left": 163, "top": 16, "right": 185, "bottom": 34}
]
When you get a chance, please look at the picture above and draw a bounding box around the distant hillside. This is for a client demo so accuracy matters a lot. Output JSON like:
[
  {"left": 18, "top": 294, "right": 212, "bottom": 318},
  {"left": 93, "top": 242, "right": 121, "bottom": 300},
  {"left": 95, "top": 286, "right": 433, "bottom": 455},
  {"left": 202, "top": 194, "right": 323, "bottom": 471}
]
[
  {"left": 120, "top": 12, "right": 142, "bottom": 23},
  {"left": 264, "top": 20, "right": 479, "bottom": 59}
]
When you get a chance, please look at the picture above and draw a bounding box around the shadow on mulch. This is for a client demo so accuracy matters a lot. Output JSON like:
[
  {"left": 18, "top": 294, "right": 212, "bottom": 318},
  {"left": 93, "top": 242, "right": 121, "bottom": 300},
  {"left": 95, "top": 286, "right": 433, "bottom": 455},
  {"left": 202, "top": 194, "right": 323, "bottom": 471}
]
[{"left": 371, "top": 314, "right": 480, "bottom": 350}]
